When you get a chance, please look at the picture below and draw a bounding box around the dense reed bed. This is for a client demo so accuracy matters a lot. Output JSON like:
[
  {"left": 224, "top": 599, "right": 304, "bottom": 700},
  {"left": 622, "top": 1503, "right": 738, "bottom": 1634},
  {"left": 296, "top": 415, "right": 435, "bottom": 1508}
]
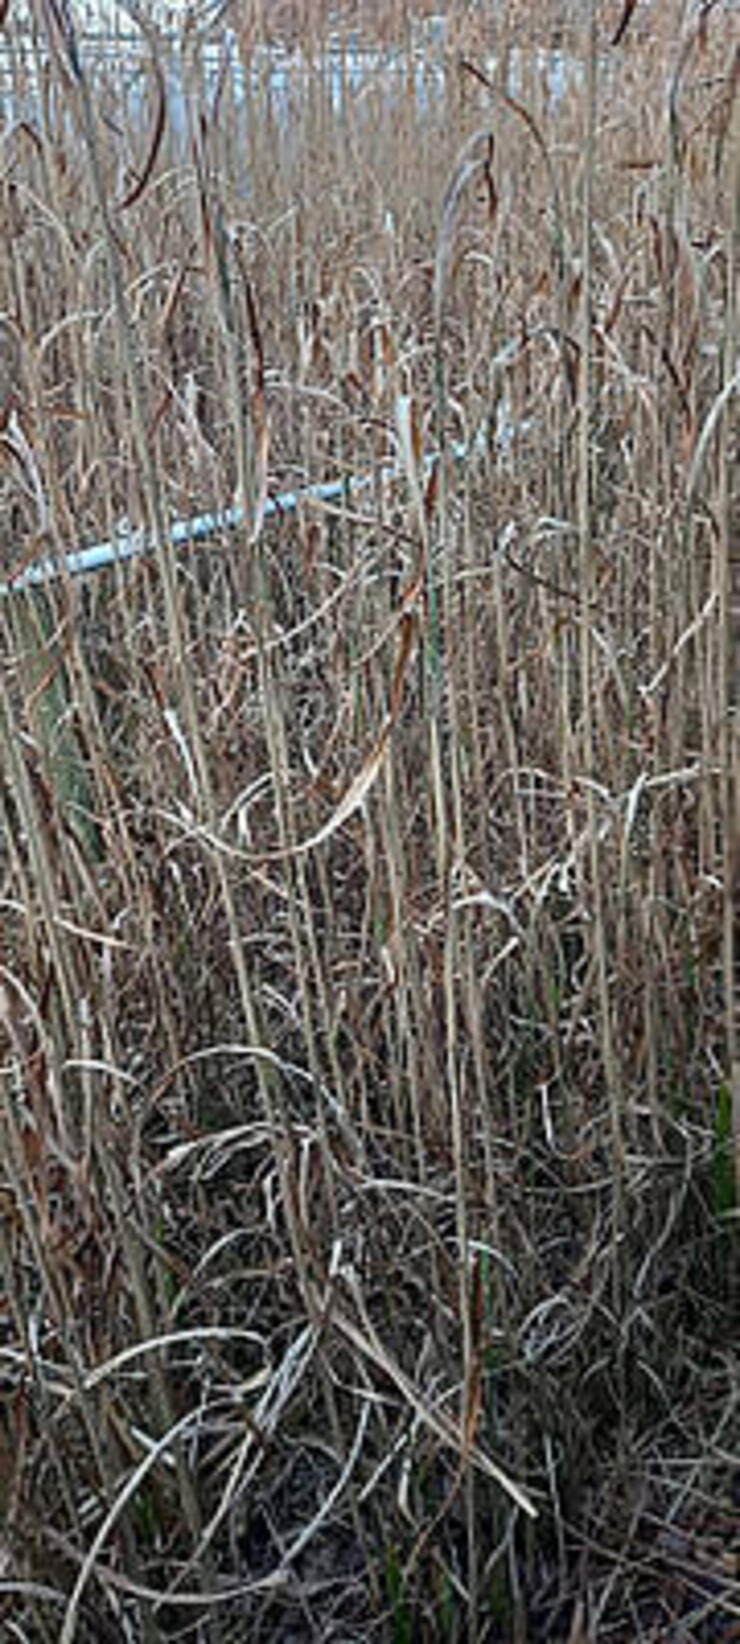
[{"left": 0, "top": 0, "right": 738, "bottom": 1638}]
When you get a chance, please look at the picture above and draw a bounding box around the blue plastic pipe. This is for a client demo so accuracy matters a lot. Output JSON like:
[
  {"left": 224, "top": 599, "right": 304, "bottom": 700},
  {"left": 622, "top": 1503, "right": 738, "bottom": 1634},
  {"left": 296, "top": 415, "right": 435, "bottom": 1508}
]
[
  {"left": 0, "top": 422, "right": 520, "bottom": 599},
  {"left": 0, "top": 472, "right": 369, "bottom": 598}
]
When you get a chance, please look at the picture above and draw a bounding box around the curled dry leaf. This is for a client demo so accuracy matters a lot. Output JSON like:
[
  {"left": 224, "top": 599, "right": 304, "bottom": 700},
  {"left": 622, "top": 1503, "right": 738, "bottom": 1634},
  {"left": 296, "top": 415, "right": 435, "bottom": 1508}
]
[
  {"left": 116, "top": 57, "right": 167, "bottom": 211},
  {"left": 266, "top": 608, "right": 418, "bottom": 858}
]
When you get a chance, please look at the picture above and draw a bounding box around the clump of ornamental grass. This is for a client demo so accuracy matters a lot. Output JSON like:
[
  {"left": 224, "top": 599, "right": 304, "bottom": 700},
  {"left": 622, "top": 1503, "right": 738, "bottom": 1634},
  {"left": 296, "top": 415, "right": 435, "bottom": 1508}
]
[{"left": 0, "top": 1, "right": 737, "bottom": 1640}]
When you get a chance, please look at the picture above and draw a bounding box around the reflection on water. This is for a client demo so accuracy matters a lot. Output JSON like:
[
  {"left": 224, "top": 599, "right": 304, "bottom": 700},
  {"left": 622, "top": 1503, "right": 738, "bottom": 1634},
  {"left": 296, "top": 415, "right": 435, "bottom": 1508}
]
[
  {"left": 4, "top": 0, "right": 739, "bottom": 138},
  {"left": 1, "top": 13, "right": 579, "bottom": 142}
]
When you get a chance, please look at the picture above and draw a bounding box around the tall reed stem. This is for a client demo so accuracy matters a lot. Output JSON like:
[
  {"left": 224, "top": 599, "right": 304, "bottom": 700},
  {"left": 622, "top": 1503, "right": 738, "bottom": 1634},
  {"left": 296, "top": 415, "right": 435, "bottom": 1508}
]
[{"left": 578, "top": 2, "right": 624, "bottom": 1300}]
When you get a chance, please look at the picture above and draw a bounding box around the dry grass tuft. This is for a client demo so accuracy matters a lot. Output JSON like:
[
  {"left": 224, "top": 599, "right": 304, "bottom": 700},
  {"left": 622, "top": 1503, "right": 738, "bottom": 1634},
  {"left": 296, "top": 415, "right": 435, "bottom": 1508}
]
[{"left": 0, "top": 1, "right": 738, "bottom": 1639}]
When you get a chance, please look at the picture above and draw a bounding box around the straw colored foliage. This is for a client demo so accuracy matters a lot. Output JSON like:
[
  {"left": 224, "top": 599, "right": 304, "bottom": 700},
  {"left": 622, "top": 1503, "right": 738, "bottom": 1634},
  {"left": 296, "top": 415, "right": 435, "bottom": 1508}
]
[{"left": 0, "top": 0, "right": 738, "bottom": 1639}]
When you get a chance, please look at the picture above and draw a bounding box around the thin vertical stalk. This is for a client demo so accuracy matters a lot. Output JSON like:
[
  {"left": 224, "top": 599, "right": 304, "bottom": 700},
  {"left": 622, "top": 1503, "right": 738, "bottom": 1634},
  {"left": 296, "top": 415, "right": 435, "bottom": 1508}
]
[
  {"left": 434, "top": 215, "right": 478, "bottom": 1644},
  {"left": 719, "top": 66, "right": 740, "bottom": 1202},
  {"left": 0, "top": 665, "right": 81, "bottom": 1075},
  {"left": 578, "top": 4, "right": 624, "bottom": 1300}
]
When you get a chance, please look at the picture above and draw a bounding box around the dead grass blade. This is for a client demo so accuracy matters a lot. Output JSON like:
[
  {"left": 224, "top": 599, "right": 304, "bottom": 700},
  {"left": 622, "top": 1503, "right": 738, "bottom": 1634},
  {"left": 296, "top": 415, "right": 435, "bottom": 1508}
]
[
  {"left": 327, "top": 1288, "right": 537, "bottom": 1520},
  {"left": 434, "top": 128, "right": 496, "bottom": 334},
  {"left": 611, "top": 0, "right": 640, "bottom": 48},
  {"left": 116, "top": 57, "right": 166, "bottom": 212},
  {"left": 254, "top": 608, "right": 417, "bottom": 858},
  {"left": 460, "top": 60, "right": 565, "bottom": 279}
]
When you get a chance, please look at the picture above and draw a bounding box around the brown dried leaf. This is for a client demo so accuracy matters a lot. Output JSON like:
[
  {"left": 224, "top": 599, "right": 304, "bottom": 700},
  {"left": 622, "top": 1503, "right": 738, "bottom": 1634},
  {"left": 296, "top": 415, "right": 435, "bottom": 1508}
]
[
  {"left": 117, "top": 59, "right": 166, "bottom": 211},
  {"left": 424, "top": 457, "right": 439, "bottom": 526},
  {"left": 611, "top": 0, "right": 639, "bottom": 47},
  {"left": 389, "top": 612, "right": 416, "bottom": 723},
  {"left": 249, "top": 411, "right": 271, "bottom": 544},
  {"left": 297, "top": 720, "right": 392, "bottom": 851}
]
